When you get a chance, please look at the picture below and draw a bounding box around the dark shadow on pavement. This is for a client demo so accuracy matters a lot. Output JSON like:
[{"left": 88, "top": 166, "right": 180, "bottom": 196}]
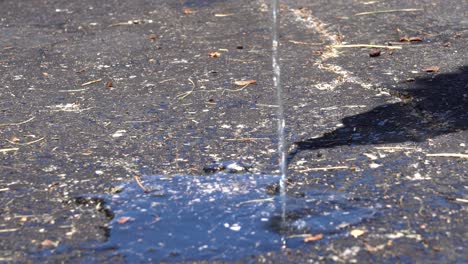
[{"left": 289, "top": 66, "right": 467, "bottom": 163}]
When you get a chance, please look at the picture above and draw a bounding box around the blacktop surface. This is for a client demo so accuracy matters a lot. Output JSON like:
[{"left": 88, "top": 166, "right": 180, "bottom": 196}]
[{"left": 0, "top": 0, "right": 467, "bottom": 263}]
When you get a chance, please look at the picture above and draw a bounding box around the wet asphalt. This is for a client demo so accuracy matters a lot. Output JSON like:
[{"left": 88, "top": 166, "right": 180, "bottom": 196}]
[{"left": 0, "top": 0, "right": 466, "bottom": 263}]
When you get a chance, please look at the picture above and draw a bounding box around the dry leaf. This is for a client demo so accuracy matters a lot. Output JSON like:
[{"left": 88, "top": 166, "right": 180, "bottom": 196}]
[
  {"left": 400, "top": 36, "right": 410, "bottom": 42},
  {"left": 209, "top": 52, "right": 221, "bottom": 58},
  {"left": 350, "top": 229, "right": 367, "bottom": 238},
  {"left": 409, "top": 36, "right": 423, "bottom": 41},
  {"left": 182, "top": 8, "right": 193, "bottom": 14},
  {"left": 117, "top": 216, "right": 133, "bottom": 224},
  {"left": 41, "top": 239, "right": 59, "bottom": 247},
  {"left": 422, "top": 66, "right": 440, "bottom": 73},
  {"left": 9, "top": 137, "right": 20, "bottom": 143},
  {"left": 364, "top": 242, "right": 385, "bottom": 252},
  {"left": 106, "top": 81, "right": 113, "bottom": 88},
  {"left": 304, "top": 234, "right": 323, "bottom": 242},
  {"left": 401, "top": 36, "right": 423, "bottom": 42},
  {"left": 234, "top": 80, "right": 257, "bottom": 86},
  {"left": 369, "top": 49, "right": 381, "bottom": 57}
]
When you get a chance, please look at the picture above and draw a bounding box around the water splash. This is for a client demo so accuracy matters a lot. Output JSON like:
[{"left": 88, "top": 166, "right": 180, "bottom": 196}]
[
  {"left": 271, "top": 0, "right": 288, "bottom": 249},
  {"left": 102, "top": 174, "right": 376, "bottom": 262}
]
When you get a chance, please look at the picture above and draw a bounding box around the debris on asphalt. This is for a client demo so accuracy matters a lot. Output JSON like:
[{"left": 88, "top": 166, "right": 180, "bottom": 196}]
[
  {"left": 6, "top": 137, "right": 44, "bottom": 146},
  {"left": 303, "top": 234, "right": 323, "bottom": 242},
  {"left": 110, "top": 19, "right": 154, "bottom": 27},
  {"left": 203, "top": 161, "right": 252, "bottom": 174},
  {"left": 81, "top": 79, "right": 102, "bottom": 87},
  {"left": 288, "top": 40, "right": 322, "bottom": 46},
  {"left": 111, "top": 130, "right": 126, "bottom": 138},
  {"left": 0, "top": 116, "right": 35, "bottom": 127},
  {"left": 117, "top": 216, "right": 133, "bottom": 224},
  {"left": 297, "top": 166, "right": 353, "bottom": 172},
  {"left": 350, "top": 229, "right": 367, "bottom": 238},
  {"left": 208, "top": 52, "right": 221, "bottom": 58},
  {"left": 182, "top": 8, "right": 194, "bottom": 14},
  {"left": 426, "top": 153, "right": 468, "bottom": 159},
  {"left": 330, "top": 44, "right": 401, "bottom": 50},
  {"left": 133, "top": 176, "right": 149, "bottom": 193},
  {"left": 236, "top": 197, "right": 274, "bottom": 206},
  {"left": 400, "top": 36, "right": 423, "bottom": 42},
  {"left": 40, "top": 239, "right": 59, "bottom": 248},
  {"left": 214, "top": 13, "right": 234, "bottom": 17},
  {"left": 364, "top": 242, "right": 385, "bottom": 252},
  {"left": 369, "top": 49, "right": 381, "bottom": 57},
  {"left": 234, "top": 80, "right": 257, "bottom": 86},
  {"left": 354, "top": 8, "right": 424, "bottom": 16},
  {"left": 175, "top": 78, "right": 196, "bottom": 100},
  {"left": 422, "top": 66, "right": 440, "bottom": 72},
  {"left": 0, "top": 148, "right": 19, "bottom": 153}
]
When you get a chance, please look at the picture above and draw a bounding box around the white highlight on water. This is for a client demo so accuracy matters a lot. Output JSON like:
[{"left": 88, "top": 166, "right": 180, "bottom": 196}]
[{"left": 271, "top": 0, "right": 287, "bottom": 248}]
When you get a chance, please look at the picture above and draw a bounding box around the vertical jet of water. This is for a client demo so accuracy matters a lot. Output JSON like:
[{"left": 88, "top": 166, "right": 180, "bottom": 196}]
[{"left": 271, "top": 0, "right": 287, "bottom": 248}]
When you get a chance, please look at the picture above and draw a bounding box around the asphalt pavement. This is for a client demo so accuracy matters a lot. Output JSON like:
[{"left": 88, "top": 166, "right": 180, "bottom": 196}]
[{"left": 0, "top": 0, "right": 466, "bottom": 262}]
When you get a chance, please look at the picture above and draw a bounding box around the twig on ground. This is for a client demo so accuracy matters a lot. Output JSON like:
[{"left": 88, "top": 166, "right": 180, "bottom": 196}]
[
  {"left": 214, "top": 13, "right": 234, "bottom": 17},
  {"left": 375, "top": 146, "right": 417, "bottom": 150},
  {"left": 224, "top": 137, "right": 270, "bottom": 142},
  {"left": 288, "top": 40, "right": 323, "bottom": 45},
  {"left": 58, "top": 88, "right": 89, "bottom": 93},
  {"left": 329, "top": 44, "right": 402, "bottom": 50},
  {"left": 298, "top": 166, "right": 353, "bottom": 172},
  {"left": 133, "top": 176, "right": 149, "bottom": 193},
  {"left": 6, "top": 137, "right": 45, "bottom": 146},
  {"left": 355, "top": 8, "right": 424, "bottom": 16},
  {"left": 81, "top": 79, "right": 102, "bottom": 87},
  {"left": 237, "top": 197, "right": 274, "bottom": 206},
  {"left": 426, "top": 153, "right": 468, "bottom": 159},
  {"left": 176, "top": 78, "right": 196, "bottom": 100},
  {"left": 0, "top": 228, "right": 19, "bottom": 233},
  {"left": 0, "top": 116, "right": 35, "bottom": 127},
  {"left": 0, "top": 148, "right": 19, "bottom": 153}
]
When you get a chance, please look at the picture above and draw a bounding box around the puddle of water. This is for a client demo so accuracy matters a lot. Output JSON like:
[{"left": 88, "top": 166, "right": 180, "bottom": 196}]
[{"left": 102, "top": 174, "right": 376, "bottom": 262}]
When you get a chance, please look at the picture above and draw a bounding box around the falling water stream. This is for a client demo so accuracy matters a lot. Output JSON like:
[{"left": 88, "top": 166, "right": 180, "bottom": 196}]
[{"left": 271, "top": 0, "right": 288, "bottom": 249}]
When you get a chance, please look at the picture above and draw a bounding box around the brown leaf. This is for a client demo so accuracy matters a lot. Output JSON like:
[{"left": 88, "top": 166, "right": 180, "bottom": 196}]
[
  {"left": 432, "top": 246, "right": 443, "bottom": 252},
  {"left": 182, "top": 8, "right": 193, "bottom": 14},
  {"left": 9, "top": 137, "right": 20, "bottom": 143},
  {"left": 209, "top": 52, "right": 221, "bottom": 58},
  {"left": 364, "top": 242, "right": 385, "bottom": 252},
  {"left": 400, "top": 36, "right": 410, "bottom": 42},
  {"left": 400, "top": 36, "right": 423, "bottom": 42},
  {"left": 422, "top": 66, "right": 440, "bottom": 73},
  {"left": 369, "top": 49, "right": 381, "bottom": 57},
  {"left": 149, "top": 34, "right": 157, "bottom": 42},
  {"left": 41, "top": 239, "right": 59, "bottom": 248},
  {"left": 234, "top": 80, "right": 257, "bottom": 86},
  {"left": 106, "top": 81, "right": 113, "bottom": 88},
  {"left": 117, "top": 216, "right": 133, "bottom": 224},
  {"left": 350, "top": 229, "right": 367, "bottom": 238},
  {"left": 409, "top": 36, "right": 423, "bottom": 42},
  {"left": 304, "top": 234, "right": 323, "bottom": 242}
]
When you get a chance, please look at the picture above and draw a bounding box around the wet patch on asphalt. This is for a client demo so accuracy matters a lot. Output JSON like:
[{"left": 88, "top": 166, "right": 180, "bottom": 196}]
[{"left": 99, "top": 174, "right": 376, "bottom": 262}]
